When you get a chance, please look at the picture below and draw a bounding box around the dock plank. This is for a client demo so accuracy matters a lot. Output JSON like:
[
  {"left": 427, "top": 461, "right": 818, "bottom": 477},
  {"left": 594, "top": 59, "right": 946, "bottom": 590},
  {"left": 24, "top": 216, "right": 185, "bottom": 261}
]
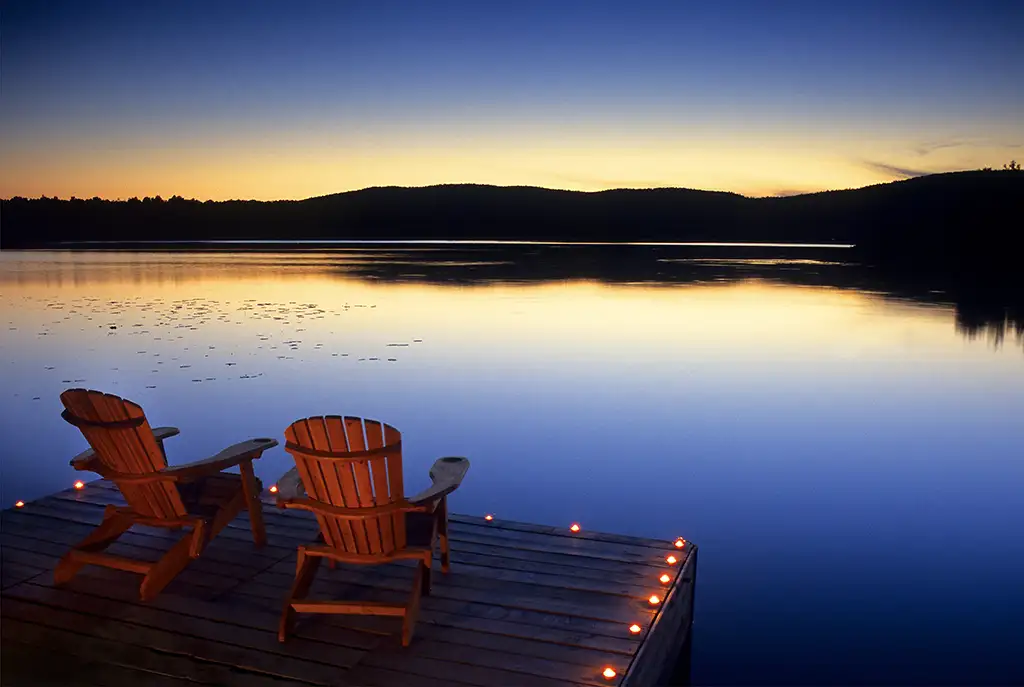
[
  {"left": 2, "top": 639, "right": 197, "bottom": 687},
  {"left": 1, "top": 488, "right": 696, "bottom": 686}
]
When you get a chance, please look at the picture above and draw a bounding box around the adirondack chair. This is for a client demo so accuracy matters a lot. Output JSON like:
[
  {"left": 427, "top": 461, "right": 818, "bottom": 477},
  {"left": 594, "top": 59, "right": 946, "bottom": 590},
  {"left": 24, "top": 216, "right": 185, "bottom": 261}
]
[
  {"left": 56, "top": 388, "right": 278, "bottom": 600},
  {"left": 275, "top": 415, "right": 470, "bottom": 646}
]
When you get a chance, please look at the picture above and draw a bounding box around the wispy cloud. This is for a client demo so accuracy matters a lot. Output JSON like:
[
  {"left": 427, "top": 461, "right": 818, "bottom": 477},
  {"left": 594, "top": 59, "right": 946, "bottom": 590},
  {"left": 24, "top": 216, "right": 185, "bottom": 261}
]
[
  {"left": 862, "top": 160, "right": 932, "bottom": 179},
  {"left": 911, "top": 137, "right": 1024, "bottom": 157},
  {"left": 911, "top": 138, "right": 972, "bottom": 157}
]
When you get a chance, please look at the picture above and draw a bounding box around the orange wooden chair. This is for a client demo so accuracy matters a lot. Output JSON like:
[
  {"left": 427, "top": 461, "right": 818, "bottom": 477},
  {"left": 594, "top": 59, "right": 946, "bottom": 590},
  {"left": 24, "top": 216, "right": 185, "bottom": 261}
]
[
  {"left": 275, "top": 415, "right": 469, "bottom": 646},
  {"left": 57, "top": 388, "right": 278, "bottom": 600}
]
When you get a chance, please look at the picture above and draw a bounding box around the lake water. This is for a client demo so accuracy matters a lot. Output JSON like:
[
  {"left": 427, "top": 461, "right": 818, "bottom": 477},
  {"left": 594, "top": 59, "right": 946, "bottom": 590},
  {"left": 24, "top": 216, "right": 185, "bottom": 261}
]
[{"left": 1, "top": 246, "right": 1022, "bottom": 685}]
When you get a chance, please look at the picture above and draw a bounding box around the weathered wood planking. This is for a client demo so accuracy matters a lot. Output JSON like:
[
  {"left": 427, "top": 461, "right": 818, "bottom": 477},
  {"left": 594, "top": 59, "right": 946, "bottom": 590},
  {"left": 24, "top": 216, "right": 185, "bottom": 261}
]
[{"left": 1, "top": 481, "right": 696, "bottom": 686}]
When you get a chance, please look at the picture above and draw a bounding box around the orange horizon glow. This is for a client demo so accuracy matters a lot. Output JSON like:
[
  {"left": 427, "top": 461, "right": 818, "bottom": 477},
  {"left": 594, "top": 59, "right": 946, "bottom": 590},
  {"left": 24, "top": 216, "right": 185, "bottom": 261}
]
[{"left": 2, "top": 135, "right": 1018, "bottom": 202}]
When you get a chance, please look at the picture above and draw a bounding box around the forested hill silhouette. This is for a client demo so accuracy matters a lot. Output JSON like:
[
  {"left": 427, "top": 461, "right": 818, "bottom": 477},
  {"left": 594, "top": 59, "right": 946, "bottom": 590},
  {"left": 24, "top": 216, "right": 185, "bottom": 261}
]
[{"left": 3, "top": 170, "right": 1022, "bottom": 269}]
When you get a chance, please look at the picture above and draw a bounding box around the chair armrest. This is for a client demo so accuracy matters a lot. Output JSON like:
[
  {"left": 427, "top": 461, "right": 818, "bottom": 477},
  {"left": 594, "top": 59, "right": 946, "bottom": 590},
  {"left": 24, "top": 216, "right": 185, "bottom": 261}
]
[
  {"left": 408, "top": 457, "right": 470, "bottom": 506},
  {"left": 274, "top": 466, "right": 306, "bottom": 504},
  {"left": 70, "top": 448, "right": 103, "bottom": 472},
  {"left": 69, "top": 426, "right": 181, "bottom": 469},
  {"left": 152, "top": 426, "right": 181, "bottom": 441},
  {"left": 162, "top": 438, "right": 278, "bottom": 482},
  {"left": 68, "top": 455, "right": 167, "bottom": 484}
]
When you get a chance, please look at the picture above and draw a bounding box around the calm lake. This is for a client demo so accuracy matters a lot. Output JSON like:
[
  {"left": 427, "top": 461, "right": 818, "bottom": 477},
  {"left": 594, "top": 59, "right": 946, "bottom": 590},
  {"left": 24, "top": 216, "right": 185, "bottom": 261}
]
[{"left": 1, "top": 246, "right": 1022, "bottom": 685}]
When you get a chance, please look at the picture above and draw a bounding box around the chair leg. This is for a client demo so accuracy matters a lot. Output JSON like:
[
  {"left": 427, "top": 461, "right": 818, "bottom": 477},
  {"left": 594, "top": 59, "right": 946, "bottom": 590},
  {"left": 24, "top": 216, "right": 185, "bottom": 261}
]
[
  {"left": 437, "top": 496, "right": 451, "bottom": 573},
  {"left": 403, "top": 561, "right": 426, "bottom": 647},
  {"left": 140, "top": 528, "right": 200, "bottom": 601},
  {"left": 54, "top": 507, "right": 133, "bottom": 586},
  {"left": 279, "top": 548, "right": 322, "bottom": 642},
  {"left": 421, "top": 554, "right": 433, "bottom": 597},
  {"left": 239, "top": 460, "right": 267, "bottom": 548},
  {"left": 209, "top": 490, "right": 246, "bottom": 541}
]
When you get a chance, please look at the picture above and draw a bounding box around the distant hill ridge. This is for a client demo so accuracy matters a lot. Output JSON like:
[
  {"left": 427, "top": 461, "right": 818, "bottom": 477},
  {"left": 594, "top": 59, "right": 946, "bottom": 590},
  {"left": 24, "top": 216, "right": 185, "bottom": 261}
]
[{"left": 3, "top": 171, "right": 1022, "bottom": 267}]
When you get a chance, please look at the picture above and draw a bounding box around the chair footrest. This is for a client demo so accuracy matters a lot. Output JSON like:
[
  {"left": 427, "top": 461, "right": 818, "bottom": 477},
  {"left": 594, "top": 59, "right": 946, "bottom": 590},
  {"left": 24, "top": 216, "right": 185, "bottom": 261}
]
[
  {"left": 70, "top": 550, "right": 154, "bottom": 575},
  {"left": 290, "top": 600, "right": 406, "bottom": 617}
]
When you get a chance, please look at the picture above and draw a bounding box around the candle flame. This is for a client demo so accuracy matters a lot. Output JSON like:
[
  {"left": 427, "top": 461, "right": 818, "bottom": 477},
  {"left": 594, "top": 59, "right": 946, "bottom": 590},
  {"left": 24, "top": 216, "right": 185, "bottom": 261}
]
[
  {"left": 629, "top": 624, "right": 642, "bottom": 634},
  {"left": 73, "top": 481, "right": 85, "bottom": 490},
  {"left": 15, "top": 501, "right": 25, "bottom": 508},
  {"left": 648, "top": 594, "right": 661, "bottom": 605},
  {"left": 570, "top": 523, "right": 581, "bottom": 532},
  {"left": 674, "top": 538, "right": 685, "bottom": 548},
  {"left": 484, "top": 514, "right": 494, "bottom": 521},
  {"left": 659, "top": 573, "right": 671, "bottom": 584},
  {"left": 666, "top": 555, "right": 677, "bottom": 565},
  {"left": 602, "top": 667, "right": 617, "bottom": 679},
  {"left": 269, "top": 485, "right": 278, "bottom": 493}
]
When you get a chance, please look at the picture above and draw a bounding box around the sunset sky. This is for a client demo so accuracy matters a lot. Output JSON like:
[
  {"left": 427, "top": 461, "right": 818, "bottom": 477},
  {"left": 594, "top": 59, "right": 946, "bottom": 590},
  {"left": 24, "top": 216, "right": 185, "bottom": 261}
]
[{"left": 2, "top": 0, "right": 1022, "bottom": 200}]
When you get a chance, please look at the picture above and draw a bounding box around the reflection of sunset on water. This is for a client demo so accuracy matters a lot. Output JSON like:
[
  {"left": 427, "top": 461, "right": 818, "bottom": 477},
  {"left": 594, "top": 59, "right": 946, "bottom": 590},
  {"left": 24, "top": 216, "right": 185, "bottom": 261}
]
[{"left": 0, "top": 248, "right": 1021, "bottom": 687}]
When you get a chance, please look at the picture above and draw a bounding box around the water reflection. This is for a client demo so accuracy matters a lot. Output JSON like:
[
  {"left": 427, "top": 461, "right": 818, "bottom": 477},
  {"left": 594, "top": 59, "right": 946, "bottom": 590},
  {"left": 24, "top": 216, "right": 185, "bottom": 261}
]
[
  {"left": 1, "top": 248, "right": 1022, "bottom": 685},
  {"left": 955, "top": 305, "right": 1024, "bottom": 350},
  {"left": 4, "top": 246, "right": 1018, "bottom": 350}
]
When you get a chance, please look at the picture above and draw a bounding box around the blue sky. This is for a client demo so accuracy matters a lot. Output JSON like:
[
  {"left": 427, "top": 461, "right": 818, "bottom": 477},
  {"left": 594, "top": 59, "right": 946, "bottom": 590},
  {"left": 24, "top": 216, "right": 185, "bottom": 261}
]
[{"left": 2, "top": 0, "right": 1022, "bottom": 198}]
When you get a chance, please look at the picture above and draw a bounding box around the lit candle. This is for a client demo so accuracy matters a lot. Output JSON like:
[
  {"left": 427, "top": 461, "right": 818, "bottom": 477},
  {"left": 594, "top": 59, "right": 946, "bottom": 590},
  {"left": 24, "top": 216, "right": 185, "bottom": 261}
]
[
  {"left": 15, "top": 501, "right": 25, "bottom": 508},
  {"left": 674, "top": 538, "right": 685, "bottom": 548},
  {"left": 269, "top": 485, "right": 278, "bottom": 494},
  {"left": 484, "top": 514, "right": 493, "bottom": 521},
  {"left": 570, "top": 523, "right": 581, "bottom": 532},
  {"left": 629, "top": 624, "right": 642, "bottom": 634},
  {"left": 666, "top": 555, "right": 677, "bottom": 565},
  {"left": 659, "top": 573, "right": 671, "bottom": 584},
  {"left": 602, "top": 667, "right": 617, "bottom": 679},
  {"left": 73, "top": 481, "right": 85, "bottom": 490},
  {"left": 648, "top": 594, "right": 660, "bottom": 605}
]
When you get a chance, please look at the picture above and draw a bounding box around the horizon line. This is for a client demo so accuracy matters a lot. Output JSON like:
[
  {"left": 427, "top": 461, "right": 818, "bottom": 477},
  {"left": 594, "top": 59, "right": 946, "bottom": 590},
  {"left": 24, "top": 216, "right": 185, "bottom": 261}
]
[
  {"left": 1, "top": 169, "right": 998, "bottom": 204},
  {"left": 56, "top": 239, "right": 857, "bottom": 249}
]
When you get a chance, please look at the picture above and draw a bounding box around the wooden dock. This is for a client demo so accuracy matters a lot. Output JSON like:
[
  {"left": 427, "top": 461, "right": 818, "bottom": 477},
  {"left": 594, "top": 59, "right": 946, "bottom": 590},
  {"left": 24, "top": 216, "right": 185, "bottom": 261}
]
[{"left": 1, "top": 480, "right": 697, "bottom": 686}]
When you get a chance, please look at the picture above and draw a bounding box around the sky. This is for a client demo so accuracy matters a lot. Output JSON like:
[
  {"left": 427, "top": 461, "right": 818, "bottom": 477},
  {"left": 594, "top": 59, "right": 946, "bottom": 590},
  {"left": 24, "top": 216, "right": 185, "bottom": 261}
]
[{"left": 1, "top": 0, "right": 1022, "bottom": 200}]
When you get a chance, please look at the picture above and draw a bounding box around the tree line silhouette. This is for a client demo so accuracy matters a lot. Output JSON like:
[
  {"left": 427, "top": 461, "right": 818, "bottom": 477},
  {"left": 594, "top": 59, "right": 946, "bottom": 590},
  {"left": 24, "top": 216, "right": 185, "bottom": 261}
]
[{"left": 3, "top": 170, "right": 1022, "bottom": 280}]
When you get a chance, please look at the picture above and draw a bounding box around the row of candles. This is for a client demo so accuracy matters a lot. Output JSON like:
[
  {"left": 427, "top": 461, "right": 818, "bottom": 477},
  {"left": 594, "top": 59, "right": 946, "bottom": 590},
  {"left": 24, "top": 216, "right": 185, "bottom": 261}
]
[
  {"left": 14, "top": 478, "right": 92, "bottom": 508},
  {"left": 482, "top": 513, "right": 686, "bottom": 682}
]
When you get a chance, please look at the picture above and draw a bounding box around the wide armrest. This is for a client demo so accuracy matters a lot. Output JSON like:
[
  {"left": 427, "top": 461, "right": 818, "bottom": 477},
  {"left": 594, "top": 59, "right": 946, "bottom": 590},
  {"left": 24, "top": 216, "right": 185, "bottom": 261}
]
[
  {"left": 276, "top": 459, "right": 469, "bottom": 513},
  {"left": 275, "top": 466, "right": 306, "bottom": 504},
  {"left": 69, "top": 426, "right": 181, "bottom": 470},
  {"left": 162, "top": 438, "right": 278, "bottom": 481},
  {"left": 70, "top": 448, "right": 103, "bottom": 471},
  {"left": 408, "top": 456, "right": 470, "bottom": 505},
  {"left": 151, "top": 426, "right": 181, "bottom": 441}
]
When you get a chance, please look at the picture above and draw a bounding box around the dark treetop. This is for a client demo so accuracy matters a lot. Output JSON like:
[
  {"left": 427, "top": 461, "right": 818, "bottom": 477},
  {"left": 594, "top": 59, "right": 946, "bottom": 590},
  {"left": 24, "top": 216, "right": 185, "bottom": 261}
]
[{"left": 3, "top": 170, "right": 1022, "bottom": 270}]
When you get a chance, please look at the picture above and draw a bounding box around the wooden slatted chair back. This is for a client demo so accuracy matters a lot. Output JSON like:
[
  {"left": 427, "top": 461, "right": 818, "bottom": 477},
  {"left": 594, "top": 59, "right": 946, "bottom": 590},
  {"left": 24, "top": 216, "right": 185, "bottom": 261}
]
[
  {"left": 60, "top": 388, "right": 187, "bottom": 519},
  {"left": 284, "top": 416, "right": 407, "bottom": 556}
]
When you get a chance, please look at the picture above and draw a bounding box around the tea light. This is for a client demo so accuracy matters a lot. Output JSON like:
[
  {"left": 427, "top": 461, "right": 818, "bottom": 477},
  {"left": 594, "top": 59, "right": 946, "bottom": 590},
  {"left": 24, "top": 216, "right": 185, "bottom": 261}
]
[
  {"left": 569, "top": 523, "right": 581, "bottom": 532},
  {"left": 73, "top": 481, "right": 85, "bottom": 490},
  {"left": 602, "top": 667, "right": 617, "bottom": 680},
  {"left": 659, "top": 573, "right": 671, "bottom": 584},
  {"left": 629, "top": 624, "right": 642, "bottom": 634},
  {"left": 648, "top": 594, "right": 661, "bottom": 605},
  {"left": 674, "top": 538, "right": 685, "bottom": 548},
  {"left": 666, "top": 555, "right": 677, "bottom": 565},
  {"left": 15, "top": 501, "right": 25, "bottom": 508},
  {"left": 484, "top": 514, "right": 494, "bottom": 521}
]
